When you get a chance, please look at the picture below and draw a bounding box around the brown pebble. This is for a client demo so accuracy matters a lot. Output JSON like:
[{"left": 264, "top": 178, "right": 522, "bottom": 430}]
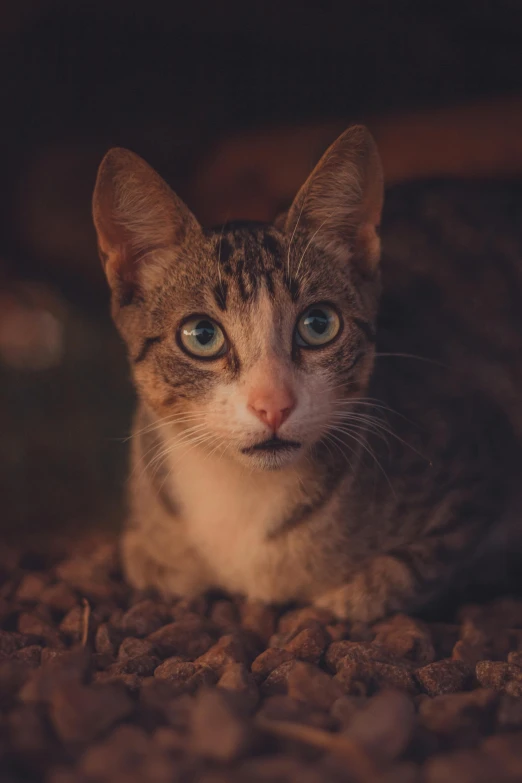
[
  {"left": 419, "top": 689, "right": 497, "bottom": 737},
  {"left": 40, "top": 582, "right": 79, "bottom": 613},
  {"left": 0, "top": 630, "right": 40, "bottom": 655},
  {"left": 189, "top": 688, "right": 252, "bottom": 761},
  {"left": 507, "top": 650, "right": 522, "bottom": 667},
  {"left": 424, "top": 749, "right": 509, "bottom": 783},
  {"left": 139, "top": 677, "right": 190, "bottom": 722},
  {"left": 92, "top": 670, "right": 142, "bottom": 692},
  {"left": 240, "top": 600, "right": 276, "bottom": 644},
  {"left": 239, "top": 756, "right": 325, "bottom": 783},
  {"left": 154, "top": 659, "right": 197, "bottom": 682},
  {"left": 154, "top": 658, "right": 218, "bottom": 694},
  {"left": 483, "top": 729, "right": 522, "bottom": 752},
  {"left": 258, "top": 694, "right": 316, "bottom": 724},
  {"left": 14, "top": 645, "right": 42, "bottom": 666},
  {"left": 46, "top": 767, "right": 89, "bottom": 783},
  {"left": 210, "top": 599, "right": 240, "bottom": 629},
  {"left": 19, "top": 648, "right": 91, "bottom": 703},
  {"left": 118, "top": 636, "right": 156, "bottom": 661},
  {"left": 0, "top": 660, "right": 33, "bottom": 707},
  {"left": 261, "top": 659, "right": 299, "bottom": 696},
  {"left": 15, "top": 573, "right": 52, "bottom": 603},
  {"left": 172, "top": 595, "right": 209, "bottom": 618},
  {"left": 49, "top": 682, "right": 134, "bottom": 744},
  {"left": 452, "top": 639, "right": 487, "bottom": 667},
  {"left": 196, "top": 633, "right": 250, "bottom": 675},
  {"left": 251, "top": 647, "right": 295, "bottom": 682},
  {"left": 335, "top": 658, "right": 418, "bottom": 696},
  {"left": 59, "top": 606, "right": 85, "bottom": 642},
  {"left": 218, "top": 662, "right": 259, "bottom": 711},
  {"left": 94, "top": 623, "right": 118, "bottom": 657},
  {"left": 330, "top": 695, "right": 366, "bottom": 728},
  {"left": 504, "top": 679, "right": 522, "bottom": 698},
  {"left": 430, "top": 623, "right": 461, "bottom": 659},
  {"left": 278, "top": 606, "right": 335, "bottom": 637},
  {"left": 148, "top": 618, "right": 215, "bottom": 659},
  {"left": 496, "top": 694, "right": 522, "bottom": 730},
  {"left": 416, "top": 660, "right": 472, "bottom": 696},
  {"left": 55, "top": 544, "right": 119, "bottom": 601},
  {"left": 122, "top": 653, "right": 160, "bottom": 676},
  {"left": 18, "top": 611, "right": 62, "bottom": 647},
  {"left": 284, "top": 624, "right": 329, "bottom": 664},
  {"left": 152, "top": 725, "right": 186, "bottom": 752},
  {"left": 372, "top": 661, "right": 419, "bottom": 695},
  {"left": 40, "top": 648, "right": 71, "bottom": 665},
  {"left": 287, "top": 661, "right": 344, "bottom": 711},
  {"left": 8, "top": 702, "right": 56, "bottom": 763},
  {"left": 325, "top": 640, "right": 403, "bottom": 673},
  {"left": 325, "top": 622, "right": 351, "bottom": 642},
  {"left": 118, "top": 599, "right": 172, "bottom": 637},
  {"left": 79, "top": 724, "right": 151, "bottom": 777},
  {"left": 334, "top": 660, "right": 371, "bottom": 697},
  {"left": 347, "top": 689, "right": 416, "bottom": 762},
  {"left": 475, "top": 660, "right": 522, "bottom": 694},
  {"left": 373, "top": 614, "right": 435, "bottom": 664}
]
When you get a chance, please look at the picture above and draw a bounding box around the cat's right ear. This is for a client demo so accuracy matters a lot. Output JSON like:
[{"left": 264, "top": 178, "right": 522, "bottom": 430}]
[
  {"left": 92, "top": 148, "right": 201, "bottom": 298},
  {"left": 283, "top": 125, "right": 383, "bottom": 270}
]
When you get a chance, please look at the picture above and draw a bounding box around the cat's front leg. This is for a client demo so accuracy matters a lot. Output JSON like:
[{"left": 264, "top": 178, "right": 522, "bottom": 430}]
[
  {"left": 313, "top": 534, "right": 466, "bottom": 623},
  {"left": 313, "top": 553, "right": 422, "bottom": 623},
  {"left": 121, "top": 528, "right": 214, "bottom": 600}
]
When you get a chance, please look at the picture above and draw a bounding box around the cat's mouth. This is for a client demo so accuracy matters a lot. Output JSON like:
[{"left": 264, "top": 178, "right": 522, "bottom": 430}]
[{"left": 242, "top": 437, "right": 302, "bottom": 455}]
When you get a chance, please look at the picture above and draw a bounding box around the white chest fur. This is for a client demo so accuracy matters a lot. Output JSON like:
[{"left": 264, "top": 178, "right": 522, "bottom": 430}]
[{"left": 165, "top": 442, "right": 309, "bottom": 600}]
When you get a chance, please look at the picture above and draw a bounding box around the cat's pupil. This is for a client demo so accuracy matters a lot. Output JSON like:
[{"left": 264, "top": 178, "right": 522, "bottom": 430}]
[
  {"left": 305, "top": 310, "right": 328, "bottom": 334},
  {"left": 194, "top": 321, "right": 215, "bottom": 345}
]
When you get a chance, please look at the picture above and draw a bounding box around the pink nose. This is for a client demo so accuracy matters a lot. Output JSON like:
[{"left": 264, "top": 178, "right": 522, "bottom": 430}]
[{"left": 248, "top": 388, "right": 296, "bottom": 432}]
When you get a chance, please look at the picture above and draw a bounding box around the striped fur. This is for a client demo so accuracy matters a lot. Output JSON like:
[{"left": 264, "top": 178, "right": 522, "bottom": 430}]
[{"left": 92, "top": 128, "right": 522, "bottom": 621}]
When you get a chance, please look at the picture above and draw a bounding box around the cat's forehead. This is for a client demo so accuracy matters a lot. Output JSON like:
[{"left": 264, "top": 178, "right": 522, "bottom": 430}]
[
  {"left": 207, "top": 222, "right": 289, "bottom": 304},
  {"left": 203, "top": 221, "right": 331, "bottom": 309}
]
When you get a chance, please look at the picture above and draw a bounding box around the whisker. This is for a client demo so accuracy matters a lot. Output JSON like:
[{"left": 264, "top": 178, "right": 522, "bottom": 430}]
[
  {"left": 294, "top": 217, "right": 329, "bottom": 280},
  {"left": 327, "top": 428, "right": 396, "bottom": 497},
  {"left": 375, "top": 352, "right": 447, "bottom": 368},
  {"left": 122, "top": 411, "right": 206, "bottom": 442},
  {"left": 286, "top": 198, "right": 306, "bottom": 279}
]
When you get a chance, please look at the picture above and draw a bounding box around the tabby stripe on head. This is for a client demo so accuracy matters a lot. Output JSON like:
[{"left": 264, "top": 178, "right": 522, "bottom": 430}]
[
  {"left": 134, "top": 335, "right": 164, "bottom": 363},
  {"left": 212, "top": 281, "right": 228, "bottom": 311}
]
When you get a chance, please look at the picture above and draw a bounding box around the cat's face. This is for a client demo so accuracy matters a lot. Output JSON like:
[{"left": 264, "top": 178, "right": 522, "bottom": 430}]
[{"left": 93, "top": 127, "right": 383, "bottom": 471}]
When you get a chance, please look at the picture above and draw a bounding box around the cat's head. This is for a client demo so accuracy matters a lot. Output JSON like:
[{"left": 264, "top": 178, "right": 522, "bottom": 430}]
[{"left": 92, "top": 126, "right": 383, "bottom": 470}]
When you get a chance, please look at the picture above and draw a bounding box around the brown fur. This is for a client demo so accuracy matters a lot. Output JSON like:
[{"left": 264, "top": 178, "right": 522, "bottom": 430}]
[{"left": 92, "top": 126, "right": 522, "bottom": 622}]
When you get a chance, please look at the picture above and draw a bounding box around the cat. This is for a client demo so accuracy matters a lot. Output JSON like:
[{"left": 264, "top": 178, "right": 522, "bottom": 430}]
[{"left": 92, "top": 126, "right": 522, "bottom": 622}]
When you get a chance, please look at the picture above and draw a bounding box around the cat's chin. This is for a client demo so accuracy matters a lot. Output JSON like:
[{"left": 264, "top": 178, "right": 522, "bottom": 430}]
[{"left": 238, "top": 439, "right": 303, "bottom": 471}]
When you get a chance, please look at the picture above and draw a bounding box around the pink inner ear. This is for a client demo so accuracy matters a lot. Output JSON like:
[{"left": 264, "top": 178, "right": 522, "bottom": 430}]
[{"left": 93, "top": 146, "right": 202, "bottom": 288}]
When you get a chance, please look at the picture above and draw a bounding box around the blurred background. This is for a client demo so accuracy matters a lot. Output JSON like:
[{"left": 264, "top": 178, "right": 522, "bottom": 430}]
[{"left": 1, "top": 1, "right": 522, "bottom": 550}]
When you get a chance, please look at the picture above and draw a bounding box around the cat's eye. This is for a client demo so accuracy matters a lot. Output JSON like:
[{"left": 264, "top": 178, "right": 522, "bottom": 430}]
[
  {"left": 295, "top": 305, "right": 341, "bottom": 348},
  {"left": 179, "top": 316, "right": 226, "bottom": 359}
]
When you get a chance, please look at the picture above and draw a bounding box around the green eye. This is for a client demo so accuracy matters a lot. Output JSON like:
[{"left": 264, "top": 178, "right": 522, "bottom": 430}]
[
  {"left": 296, "top": 305, "right": 341, "bottom": 347},
  {"left": 179, "top": 316, "right": 226, "bottom": 359}
]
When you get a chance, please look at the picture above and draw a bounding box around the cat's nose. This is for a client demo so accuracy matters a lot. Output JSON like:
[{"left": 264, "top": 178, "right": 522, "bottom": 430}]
[{"left": 248, "top": 388, "right": 296, "bottom": 432}]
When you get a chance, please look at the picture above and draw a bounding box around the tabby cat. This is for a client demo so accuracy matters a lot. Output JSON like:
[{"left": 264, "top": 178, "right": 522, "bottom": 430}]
[{"left": 92, "top": 126, "right": 522, "bottom": 622}]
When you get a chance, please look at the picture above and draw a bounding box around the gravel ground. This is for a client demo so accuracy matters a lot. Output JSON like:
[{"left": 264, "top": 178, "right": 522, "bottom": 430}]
[{"left": 1, "top": 538, "right": 522, "bottom": 783}]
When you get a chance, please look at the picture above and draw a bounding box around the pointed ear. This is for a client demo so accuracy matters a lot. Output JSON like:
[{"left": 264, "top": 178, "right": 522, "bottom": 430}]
[
  {"left": 284, "top": 125, "right": 383, "bottom": 268},
  {"left": 92, "top": 148, "right": 201, "bottom": 296}
]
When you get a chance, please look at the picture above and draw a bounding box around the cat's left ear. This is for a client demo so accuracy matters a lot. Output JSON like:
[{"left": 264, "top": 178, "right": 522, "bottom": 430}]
[
  {"left": 92, "top": 147, "right": 202, "bottom": 295},
  {"left": 284, "top": 125, "right": 383, "bottom": 268}
]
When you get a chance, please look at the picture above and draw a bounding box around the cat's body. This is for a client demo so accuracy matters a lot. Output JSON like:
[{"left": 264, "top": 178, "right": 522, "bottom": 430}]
[{"left": 93, "top": 130, "right": 522, "bottom": 622}]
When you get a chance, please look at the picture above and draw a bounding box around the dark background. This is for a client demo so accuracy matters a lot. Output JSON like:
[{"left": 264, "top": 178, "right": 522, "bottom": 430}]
[{"left": 1, "top": 1, "right": 521, "bottom": 549}]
